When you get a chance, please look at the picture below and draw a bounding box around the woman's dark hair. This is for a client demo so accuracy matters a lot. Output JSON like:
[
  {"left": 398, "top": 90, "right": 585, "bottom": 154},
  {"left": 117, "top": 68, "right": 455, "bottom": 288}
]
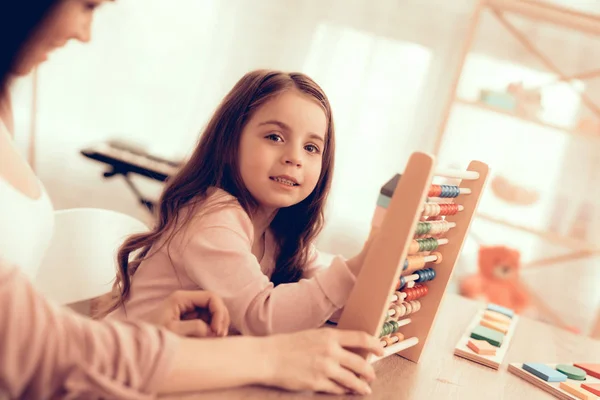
[{"left": 0, "top": 1, "right": 58, "bottom": 93}]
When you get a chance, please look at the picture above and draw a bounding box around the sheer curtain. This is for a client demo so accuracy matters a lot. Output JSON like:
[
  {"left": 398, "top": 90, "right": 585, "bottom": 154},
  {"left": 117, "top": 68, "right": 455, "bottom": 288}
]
[{"left": 301, "top": 23, "right": 432, "bottom": 255}]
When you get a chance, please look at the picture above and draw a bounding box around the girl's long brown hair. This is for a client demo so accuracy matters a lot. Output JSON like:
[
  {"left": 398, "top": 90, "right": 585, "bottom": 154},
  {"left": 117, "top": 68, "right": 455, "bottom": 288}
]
[{"left": 103, "top": 70, "right": 335, "bottom": 315}]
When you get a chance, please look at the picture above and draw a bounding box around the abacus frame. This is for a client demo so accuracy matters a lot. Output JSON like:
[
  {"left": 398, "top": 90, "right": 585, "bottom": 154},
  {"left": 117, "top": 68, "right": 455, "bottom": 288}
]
[{"left": 337, "top": 152, "right": 489, "bottom": 363}]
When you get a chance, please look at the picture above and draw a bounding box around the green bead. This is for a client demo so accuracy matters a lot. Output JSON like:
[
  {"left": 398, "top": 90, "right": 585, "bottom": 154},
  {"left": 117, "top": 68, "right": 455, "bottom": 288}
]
[
  {"left": 389, "top": 320, "right": 399, "bottom": 333},
  {"left": 415, "top": 222, "right": 431, "bottom": 235}
]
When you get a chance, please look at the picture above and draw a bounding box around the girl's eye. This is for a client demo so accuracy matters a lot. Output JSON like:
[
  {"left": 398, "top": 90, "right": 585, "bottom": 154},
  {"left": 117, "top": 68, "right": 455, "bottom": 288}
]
[
  {"left": 266, "top": 133, "right": 283, "bottom": 142},
  {"left": 305, "top": 144, "right": 321, "bottom": 154},
  {"left": 85, "top": 1, "right": 99, "bottom": 11}
]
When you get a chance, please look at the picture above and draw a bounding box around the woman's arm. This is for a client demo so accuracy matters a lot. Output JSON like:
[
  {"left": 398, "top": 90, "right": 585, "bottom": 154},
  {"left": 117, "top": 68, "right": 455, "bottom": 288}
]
[
  {"left": 160, "top": 328, "right": 382, "bottom": 396},
  {"left": 0, "top": 259, "right": 178, "bottom": 399},
  {"left": 0, "top": 259, "right": 380, "bottom": 398}
]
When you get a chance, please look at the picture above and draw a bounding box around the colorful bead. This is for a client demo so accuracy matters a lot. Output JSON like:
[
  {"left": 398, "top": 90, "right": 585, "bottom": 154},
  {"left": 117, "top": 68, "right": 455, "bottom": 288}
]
[
  {"left": 415, "top": 268, "right": 436, "bottom": 283},
  {"left": 415, "top": 237, "right": 439, "bottom": 252},
  {"left": 403, "top": 284, "right": 429, "bottom": 301},
  {"left": 415, "top": 222, "right": 431, "bottom": 236},
  {"left": 437, "top": 203, "right": 459, "bottom": 216}
]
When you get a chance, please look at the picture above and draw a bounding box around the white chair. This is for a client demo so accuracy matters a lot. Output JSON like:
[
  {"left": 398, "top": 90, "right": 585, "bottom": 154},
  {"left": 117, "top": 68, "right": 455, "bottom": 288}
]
[{"left": 35, "top": 208, "right": 149, "bottom": 307}]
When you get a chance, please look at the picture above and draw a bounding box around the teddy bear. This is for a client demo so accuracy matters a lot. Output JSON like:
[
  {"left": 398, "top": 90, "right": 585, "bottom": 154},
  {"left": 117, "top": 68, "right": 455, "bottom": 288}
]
[{"left": 459, "top": 245, "right": 529, "bottom": 314}]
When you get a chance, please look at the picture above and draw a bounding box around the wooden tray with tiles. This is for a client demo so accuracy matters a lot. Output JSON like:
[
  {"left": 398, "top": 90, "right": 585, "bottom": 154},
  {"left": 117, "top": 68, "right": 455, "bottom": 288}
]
[
  {"left": 508, "top": 363, "right": 600, "bottom": 400},
  {"left": 454, "top": 306, "right": 519, "bottom": 370}
]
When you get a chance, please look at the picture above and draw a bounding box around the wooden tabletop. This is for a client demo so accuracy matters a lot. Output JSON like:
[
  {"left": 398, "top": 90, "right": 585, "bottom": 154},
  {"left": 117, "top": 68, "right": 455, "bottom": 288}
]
[{"left": 164, "top": 294, "right": 600, "bottom": 400}]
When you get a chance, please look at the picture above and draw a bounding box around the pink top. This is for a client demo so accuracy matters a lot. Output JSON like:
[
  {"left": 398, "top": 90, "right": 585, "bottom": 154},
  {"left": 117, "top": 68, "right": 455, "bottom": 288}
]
[
  {"left": 0, "top": 259, "right": 179, "bottom": 399},
  {"left": 109, "top": 188, "right": 356, "bottom": 335}
]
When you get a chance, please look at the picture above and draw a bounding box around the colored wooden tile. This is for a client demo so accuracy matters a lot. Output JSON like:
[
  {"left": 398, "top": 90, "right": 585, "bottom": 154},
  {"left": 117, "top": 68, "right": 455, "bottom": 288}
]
[
  {"left": 574, "top": 363, "right": 600, "bottom": 379},
  {"left": 486, "top": 303, "right": 514, "bottom": 318},
  {"left": 483, "top": 310, "right": 512, "bottom": 324},
  {"left": 480, "top": 317, "right": 509, "bottom": 334},
  {"left": 559, "top": 381, "right": 596, "bottom": 400},
  {"left": 581, "top": 383, "right": 600, "bottom": 396},
  {"left": 470, "top": 325, "right": 504, "bottom": 347},
  {"left": 376, "top": 194, "right": 391, "bottom": 209},
  {"left": 522, "top": 363, "right": 567, "bottom": 382},
  {"left": 556, "top": 364, "right": 586, "bottom": 380},
  {"left": 380, "top": 173, "right": 401, "bottom": 198},
  {"left": 467, "top": 339, "right": 497, "bottom": 355}
]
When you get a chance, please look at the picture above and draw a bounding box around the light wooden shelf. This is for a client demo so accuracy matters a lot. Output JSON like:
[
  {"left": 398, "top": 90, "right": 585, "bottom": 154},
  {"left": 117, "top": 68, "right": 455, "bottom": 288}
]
[
  {"left": 455, "top": 98, "right": 600, "bottom": 141},
  {"left": 476, "top": 212, "right": 600, "bottom": 252},
  {"left": 486, "top": 0, "right": 600, "bottom": 37}
]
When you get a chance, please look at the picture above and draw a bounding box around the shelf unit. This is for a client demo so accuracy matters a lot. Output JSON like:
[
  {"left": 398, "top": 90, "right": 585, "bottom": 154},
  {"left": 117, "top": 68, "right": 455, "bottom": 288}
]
[{"left": 432, "top": 0, "right": 600, "bottom": 338}]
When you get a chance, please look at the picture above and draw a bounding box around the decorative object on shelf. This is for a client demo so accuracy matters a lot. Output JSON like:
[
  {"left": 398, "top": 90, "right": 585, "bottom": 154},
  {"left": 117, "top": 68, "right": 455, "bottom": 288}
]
[
  {"left": 506, "top": 81, "right": 543, "bottom": 118},
  {"left": 479, "top": 89, "right": 517, "bottom": 112},
  {"left": 490, "top": 174, "right": 540, "bottom": 206}
]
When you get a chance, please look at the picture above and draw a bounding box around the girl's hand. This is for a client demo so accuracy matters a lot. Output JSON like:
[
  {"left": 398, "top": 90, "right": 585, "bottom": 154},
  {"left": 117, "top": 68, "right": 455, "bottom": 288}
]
[
  {"left": 346, "top": 227, "right": 379, "bottom": 277},
  {"left": 263, "top": 328, "right": 383, "bottom": 395},
  {"left": 142, "top": 290, "right": 230, "bottom": 337}
]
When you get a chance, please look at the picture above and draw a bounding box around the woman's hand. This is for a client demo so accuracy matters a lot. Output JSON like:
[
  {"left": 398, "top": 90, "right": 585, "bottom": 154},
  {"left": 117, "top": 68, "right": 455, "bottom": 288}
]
[
  {"left": 142, "top": 290, "right": 230, "bottom": 337},
  {"left": 263, "top": 328, "right": 383, "bottom": 395}
]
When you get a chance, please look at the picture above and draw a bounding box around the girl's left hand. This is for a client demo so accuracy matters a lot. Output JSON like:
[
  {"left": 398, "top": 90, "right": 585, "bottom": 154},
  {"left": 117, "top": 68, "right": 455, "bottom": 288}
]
[
  {"left": 346, "top": 227, "right": 379, "bottom": 277},
  {"left": 142, "top": 290, "right": 230, "bottom": 337}
]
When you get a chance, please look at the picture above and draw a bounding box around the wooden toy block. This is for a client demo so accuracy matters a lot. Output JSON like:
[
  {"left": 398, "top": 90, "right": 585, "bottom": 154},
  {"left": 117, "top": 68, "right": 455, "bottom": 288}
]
[
  {"left": 480, "top": 317, "right": 510, "bottom": 334},
  {"left": 523, "top": 363, "right": 567, "bottom": 382},
  {"left": 487, "top": 303, "right": 515, "bottom": 318},
  {"left": 467, "top": 339, "right": 497, "bottom": 355},
  {"left": 557, "top": 364, "right": 587, "bottom": 381},
  {"left": 454, "top": 305, "right": 519, "bottom": 369},
  {"left": 336, "top": 152, "right": 489, "bottom": 364},
  {"left": 581, "top": 384, "right": 600, "bottom": 396},
  {"left": 508, "top": 363, "right": 600, "bottom": 400},
  {"left": 376, "top": 194, "right": 391, "bottom": 209},
  {"left": 560, "top": 382, "right": 597, "bottom": 400},
  {"left": 483, "top": 309, "right": 512, "bottom": 324},
  {"left": 574, "top": 364, "right": 600, "bottom": 379},
  {"left": 471, "top": 325, "right": 504, "bottom": 347}
]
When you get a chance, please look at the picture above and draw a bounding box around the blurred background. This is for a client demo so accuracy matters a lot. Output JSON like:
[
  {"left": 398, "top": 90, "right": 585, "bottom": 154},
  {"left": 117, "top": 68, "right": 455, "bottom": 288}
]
[{"left": 8, "top": 0, "right": 600, "bottom": 336}]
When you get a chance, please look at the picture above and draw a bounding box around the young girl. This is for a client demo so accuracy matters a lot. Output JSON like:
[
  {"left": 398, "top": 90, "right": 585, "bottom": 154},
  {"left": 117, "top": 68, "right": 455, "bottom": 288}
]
[{"left": 105, "top": 69, "right": 371, "bottom": 335}]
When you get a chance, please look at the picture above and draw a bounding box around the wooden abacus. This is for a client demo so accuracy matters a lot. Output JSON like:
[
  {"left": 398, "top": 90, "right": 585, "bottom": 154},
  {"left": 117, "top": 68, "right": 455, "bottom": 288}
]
[{"left": 337, "top": 152, "right": 489, "bottom": 363}]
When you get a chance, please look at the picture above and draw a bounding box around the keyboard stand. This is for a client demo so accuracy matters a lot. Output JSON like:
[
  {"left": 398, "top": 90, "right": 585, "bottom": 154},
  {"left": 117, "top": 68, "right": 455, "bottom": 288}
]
[{"left": 80, "top": 142, "right": 182, "bottom": 213}]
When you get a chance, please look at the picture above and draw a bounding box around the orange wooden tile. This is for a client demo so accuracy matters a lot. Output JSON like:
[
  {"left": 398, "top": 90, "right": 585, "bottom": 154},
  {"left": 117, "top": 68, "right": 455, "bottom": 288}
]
[
  {"left": 483, "top": 310, "right": 512, "bottom": 325},
  {"left": 581, "top": 383, "right": 600, "bottom": 396},
  {"left": 467, "top": 339, "right": 497, "bottom": 355},
  {"left": 480, "top": 317, "right": 509, "bottom": 334},
  {"left": 574, "top": 363, "right": 600, "bottom": 379},
  {"left": 560, "top": 381, "right": 596, "bottom": 400}
]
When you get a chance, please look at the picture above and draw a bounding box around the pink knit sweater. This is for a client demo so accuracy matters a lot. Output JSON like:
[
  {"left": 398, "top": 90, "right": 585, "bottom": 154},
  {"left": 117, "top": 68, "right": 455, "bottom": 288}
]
[{"left": 109, "top": 188, "right": 356, "bottom": 335}]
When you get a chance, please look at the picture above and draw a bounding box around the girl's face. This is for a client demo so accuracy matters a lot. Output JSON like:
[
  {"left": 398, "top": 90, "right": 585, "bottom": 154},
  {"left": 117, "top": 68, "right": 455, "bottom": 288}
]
[
  {"left": 238, "top": 89, "right": 327, "bottom": 213},
  {"left": 13, "top": 0, "right": 109, "bottom": 76}
]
